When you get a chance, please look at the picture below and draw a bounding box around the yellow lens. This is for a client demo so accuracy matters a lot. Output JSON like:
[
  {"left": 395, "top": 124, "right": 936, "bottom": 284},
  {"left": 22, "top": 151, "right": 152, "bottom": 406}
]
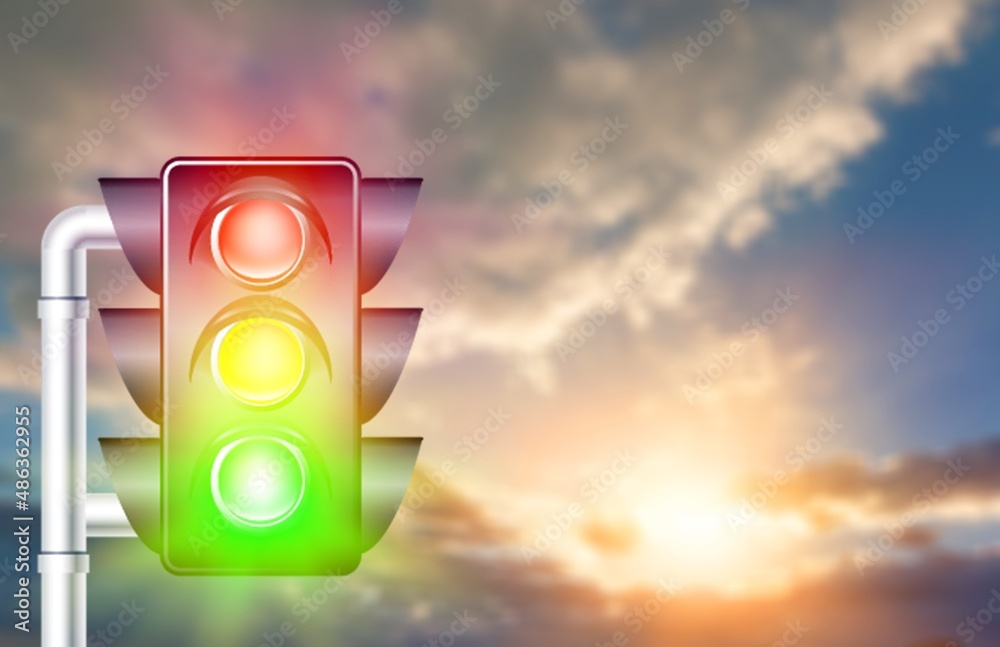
[{"left": 213, "top": 318, "right": 305, "bottom": 406}]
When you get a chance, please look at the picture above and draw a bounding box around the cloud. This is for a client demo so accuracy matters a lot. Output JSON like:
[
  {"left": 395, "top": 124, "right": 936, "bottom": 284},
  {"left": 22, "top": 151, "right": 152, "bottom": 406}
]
[
  {"left": 740, "top": 436, "right": 1000, "bottom": 523},
  {"left": 45, "top": 472, "right": 1000, "bottom": 647},
  {"left": 0, "top": 0, "right": 987, "bottom": 378},
  {"left": 0, "top": 6, "right": 983, "bottom": 522},
  {"left": 578, "top": 514, "right": 640, "bottom": 555},
  {"left": 0, "top": 4, "right": 998, "bottom": 646},
  {"left": 377, "top": 474, "right": 1000, "bottom": 646},
  {"left": 354, "top": 0, "right": 988, "bottom": 374}
]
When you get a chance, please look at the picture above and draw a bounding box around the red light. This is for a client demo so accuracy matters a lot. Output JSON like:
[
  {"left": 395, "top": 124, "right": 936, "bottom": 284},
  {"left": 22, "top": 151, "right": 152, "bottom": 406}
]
[{"left": 214, "top": 199, "right": 305, "bottom": 285}]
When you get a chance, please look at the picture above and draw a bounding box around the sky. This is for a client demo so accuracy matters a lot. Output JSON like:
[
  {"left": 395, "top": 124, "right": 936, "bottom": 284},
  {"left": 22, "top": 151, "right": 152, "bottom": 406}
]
[{"left": 2, "top": 0, "right": 1000, "bottom": 646}]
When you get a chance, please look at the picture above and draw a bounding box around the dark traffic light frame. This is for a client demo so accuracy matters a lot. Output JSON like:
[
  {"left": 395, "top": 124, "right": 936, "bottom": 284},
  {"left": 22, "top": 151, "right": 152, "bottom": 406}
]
[{"left": 98, "top": 157, "right": 423, "bottom": 575}]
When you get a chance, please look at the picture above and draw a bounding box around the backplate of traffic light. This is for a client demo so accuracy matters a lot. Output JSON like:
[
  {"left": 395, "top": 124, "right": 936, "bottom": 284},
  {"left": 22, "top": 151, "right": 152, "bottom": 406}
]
[{"left": 97, "top": 157, "right": 424, "bottom": 575}]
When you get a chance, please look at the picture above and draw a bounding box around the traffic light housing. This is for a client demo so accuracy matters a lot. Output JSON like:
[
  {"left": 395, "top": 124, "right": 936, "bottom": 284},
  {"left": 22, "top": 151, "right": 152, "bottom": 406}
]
[{"left": 98, "top": 158, "right": 423, "bottom": 575}]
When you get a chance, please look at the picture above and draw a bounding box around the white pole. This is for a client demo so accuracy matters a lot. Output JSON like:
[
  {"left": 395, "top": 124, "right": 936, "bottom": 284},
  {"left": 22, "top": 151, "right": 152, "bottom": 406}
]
[
  {"left": 39, "top": 205, "right": 120, "bottom": 647},
  {"left": 85, "top": 494, "right": 137, "bottom": 538}
]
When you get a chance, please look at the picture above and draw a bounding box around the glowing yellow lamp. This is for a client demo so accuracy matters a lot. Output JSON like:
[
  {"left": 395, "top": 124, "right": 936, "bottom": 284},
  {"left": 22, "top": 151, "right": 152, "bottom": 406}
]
[{"left": 213, "top": 318, "right": 305, "bottom": 406}]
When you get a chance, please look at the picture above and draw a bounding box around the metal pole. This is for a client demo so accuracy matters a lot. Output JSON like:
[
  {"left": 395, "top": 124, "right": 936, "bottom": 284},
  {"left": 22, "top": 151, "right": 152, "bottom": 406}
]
[
  {"left": 39, "top": 205, "right": 120, "bottom": 647},
  {"left": 85, "top": 494, "right": 136, "bottom": 538}
]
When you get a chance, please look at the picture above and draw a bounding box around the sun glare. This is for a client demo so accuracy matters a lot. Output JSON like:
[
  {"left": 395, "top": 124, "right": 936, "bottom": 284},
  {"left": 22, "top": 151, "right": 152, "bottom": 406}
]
[{"left": 570, "top": 475, "right": 795, "bottom": 593}]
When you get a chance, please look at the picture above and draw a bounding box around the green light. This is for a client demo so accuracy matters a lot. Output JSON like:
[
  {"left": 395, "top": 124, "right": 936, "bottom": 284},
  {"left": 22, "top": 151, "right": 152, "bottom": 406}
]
[
  {"left": 210, "top": 436, "right": 307, "bottom": 527},
  {"left": 212, "top": 318, "right": 305, "bottom": 406}
]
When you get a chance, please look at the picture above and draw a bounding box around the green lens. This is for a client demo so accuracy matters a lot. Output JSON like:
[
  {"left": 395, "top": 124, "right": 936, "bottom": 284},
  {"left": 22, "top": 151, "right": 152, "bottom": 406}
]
[{"left": 211, "top": 436, "right": 307, "bottom": 527}]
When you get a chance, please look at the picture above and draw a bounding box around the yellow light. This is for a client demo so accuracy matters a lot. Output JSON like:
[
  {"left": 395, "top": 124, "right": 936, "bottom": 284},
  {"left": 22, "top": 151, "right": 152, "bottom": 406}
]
[{"left": 213, "top": 318, "right": 305, "bottom": 406}]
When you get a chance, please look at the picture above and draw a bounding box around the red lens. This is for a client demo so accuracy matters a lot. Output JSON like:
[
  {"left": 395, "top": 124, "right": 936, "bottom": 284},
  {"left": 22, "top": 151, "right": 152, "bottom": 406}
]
[{"left": 215, "top": 199, "right": 305, "bottom": 284}]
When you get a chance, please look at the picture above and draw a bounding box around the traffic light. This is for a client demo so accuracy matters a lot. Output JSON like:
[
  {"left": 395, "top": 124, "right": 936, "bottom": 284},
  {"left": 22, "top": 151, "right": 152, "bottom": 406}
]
[{"left": 98, "top": 158, "right": 423, "bottom": 575}]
